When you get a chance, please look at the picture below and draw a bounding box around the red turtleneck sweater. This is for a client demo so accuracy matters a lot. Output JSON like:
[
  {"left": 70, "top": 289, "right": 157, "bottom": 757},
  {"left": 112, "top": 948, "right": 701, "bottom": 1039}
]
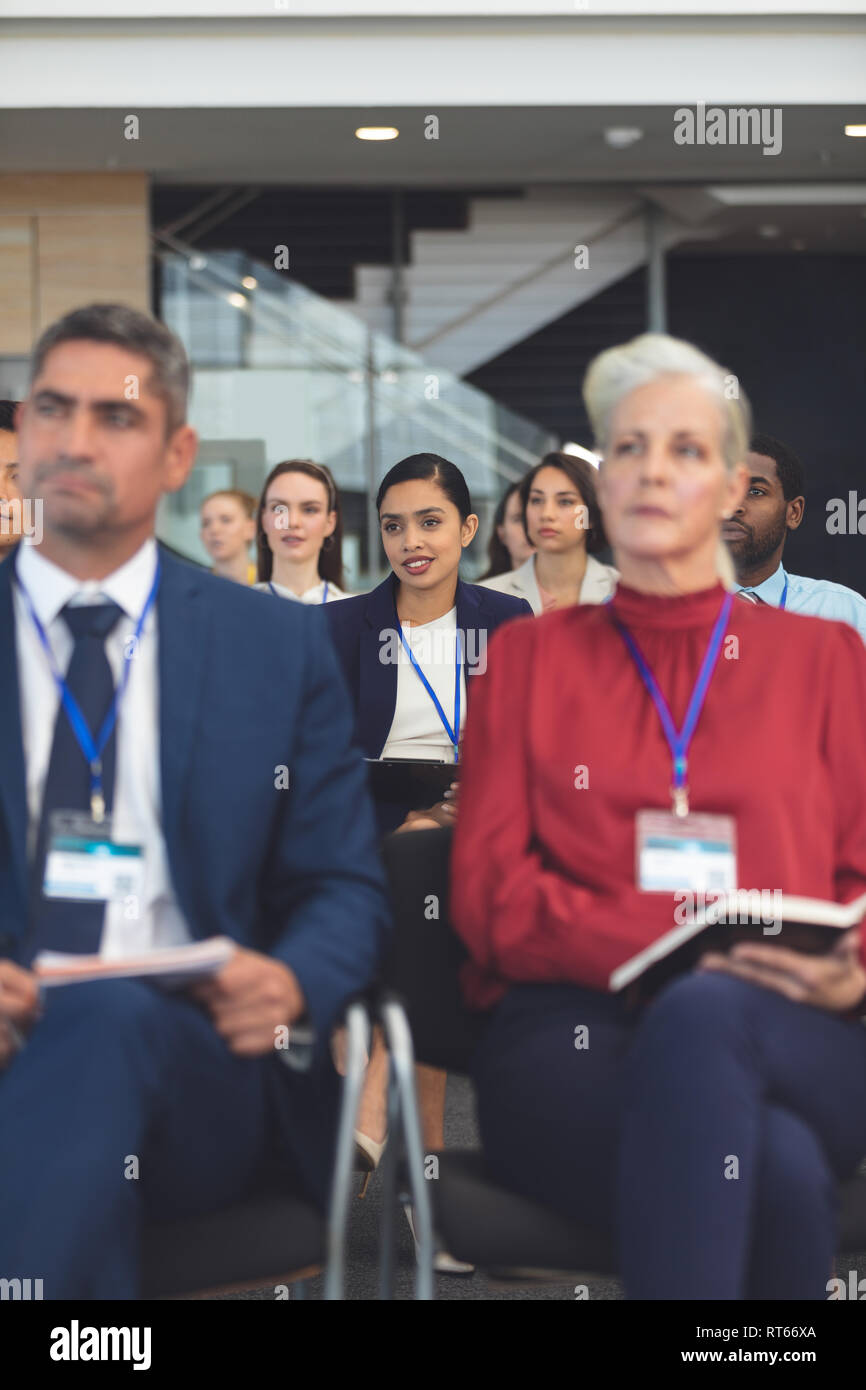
[{"left": 451, "top": 584, "right": 866, "bottom": 1007}]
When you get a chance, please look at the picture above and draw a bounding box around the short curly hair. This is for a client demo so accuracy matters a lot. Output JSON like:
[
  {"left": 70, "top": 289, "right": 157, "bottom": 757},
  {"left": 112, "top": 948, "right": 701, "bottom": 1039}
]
[{"left": 749, "top": 433, "right": 805, "bottom": 502}]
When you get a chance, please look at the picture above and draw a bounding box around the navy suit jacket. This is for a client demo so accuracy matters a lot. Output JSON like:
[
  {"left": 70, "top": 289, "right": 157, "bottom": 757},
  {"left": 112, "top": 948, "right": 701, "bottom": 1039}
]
[
  {"left": 0, "top": 545, "right": 390, "bottom": 1203},
  {"left": 325, "top": 574, "right": 532, "bottom": 831}
]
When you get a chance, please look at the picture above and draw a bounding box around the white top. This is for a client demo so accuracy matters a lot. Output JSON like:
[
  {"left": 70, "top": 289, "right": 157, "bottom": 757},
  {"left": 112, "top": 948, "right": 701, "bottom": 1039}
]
[
  {"left": 479, "top": 552, "right": 618, "bottom": 616},
  {"left": 381, "top": 607, "right": 466, "bottom": 764},
  {"left": 254, "top": 578, "right": 348, "bottom": 604},
  {"left": 13, "top": 537, "right": 192, "bottom": 957}
]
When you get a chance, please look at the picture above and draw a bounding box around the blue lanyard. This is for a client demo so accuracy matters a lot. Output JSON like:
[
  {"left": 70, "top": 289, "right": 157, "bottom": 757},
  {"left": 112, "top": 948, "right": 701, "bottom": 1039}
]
[
  {"left": 610, "top": 590, "right": 734, "bottom": 817},
  {"left": 269, "top": 580, "right": 329, "bottom": 603},
  {"left": 397, "top": 621, "right": 463, "bottom": 764},
  {"left": 17, "top": 558, "right": 161, "bottom": 823}
]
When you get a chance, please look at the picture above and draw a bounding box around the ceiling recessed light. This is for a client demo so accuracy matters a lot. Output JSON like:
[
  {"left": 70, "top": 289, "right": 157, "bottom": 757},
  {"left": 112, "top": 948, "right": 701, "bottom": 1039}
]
[
  {"left": 189, "top": 255, "right": 208, "bottom": 271},
  {"left": 355, "top": 126, "right": 399, "bottom": 141},
  {"left": 241, "top": 275, "right": 257, "bottom": 290},
  {"left": 844, "top": 124, "right": 866, "bottom": 137},
  {"left": 604, "top": 127, "right": 643, "bottom": 150},
  {"left": 227, "top": 292, "right": 247, "bottom": 309}
]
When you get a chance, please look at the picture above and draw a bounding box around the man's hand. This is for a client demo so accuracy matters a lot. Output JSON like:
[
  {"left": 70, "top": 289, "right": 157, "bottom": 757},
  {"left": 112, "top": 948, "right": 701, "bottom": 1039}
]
[
  {"left": 0, "top": 961, "right": 41, "bottom": 1068},
  {"left": 190, "top": 947, "right": 307, "bottom": 1057},
  {"left": 699, "top": 926, "right": 866, "bottom": 1013}
]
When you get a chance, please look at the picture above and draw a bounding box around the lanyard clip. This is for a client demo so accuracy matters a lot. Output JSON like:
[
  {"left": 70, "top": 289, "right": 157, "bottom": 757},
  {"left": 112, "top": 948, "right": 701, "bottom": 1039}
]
[
  {"left": 90, "top": 758, "right": 105, "bottom": 824},
  {"left": 671, "top": 785, "right": 690, "bottom": 818}
]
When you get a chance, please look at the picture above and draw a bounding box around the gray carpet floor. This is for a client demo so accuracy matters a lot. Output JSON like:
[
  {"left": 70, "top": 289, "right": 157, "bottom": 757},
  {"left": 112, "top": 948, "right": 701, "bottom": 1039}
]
[
  {"left": 217, "top": 1074, "right": 623, "bottom": 1301},
  {"left": 213, "top": 1075, "right": 866, "bottom": 1301}
]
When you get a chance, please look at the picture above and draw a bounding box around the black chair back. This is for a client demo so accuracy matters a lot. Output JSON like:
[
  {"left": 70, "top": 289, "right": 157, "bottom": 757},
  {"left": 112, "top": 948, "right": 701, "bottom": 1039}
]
[{"left": 380, "top": 826, "right": 483, "bottom": 1073}]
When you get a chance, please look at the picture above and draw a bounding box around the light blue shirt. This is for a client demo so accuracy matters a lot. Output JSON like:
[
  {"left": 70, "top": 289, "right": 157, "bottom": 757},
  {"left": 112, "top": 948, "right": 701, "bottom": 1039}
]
[{"left": 739, "top": 563, "right": 866, "bottom": 643}]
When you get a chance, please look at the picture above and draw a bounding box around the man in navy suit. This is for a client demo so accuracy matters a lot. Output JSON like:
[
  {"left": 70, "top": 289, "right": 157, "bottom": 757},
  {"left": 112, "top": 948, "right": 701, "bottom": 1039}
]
[{"left": 0, "top": 303, "right": 388, "bottom": 1298}]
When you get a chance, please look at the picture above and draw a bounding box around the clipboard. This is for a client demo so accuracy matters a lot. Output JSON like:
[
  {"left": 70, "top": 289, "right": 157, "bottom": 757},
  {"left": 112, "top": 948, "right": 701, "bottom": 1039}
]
[{"left": 364, "top": 757, "right": 457, "bottom": 810}]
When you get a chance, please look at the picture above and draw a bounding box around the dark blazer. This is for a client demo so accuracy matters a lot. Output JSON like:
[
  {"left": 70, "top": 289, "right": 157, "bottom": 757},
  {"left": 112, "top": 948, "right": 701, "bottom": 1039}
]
[
  {"left": 325, "top": 573, "right": 532, "bottom": 831},
  {"left": 0, "top": 544, "right": 390, "bottom": 1204}
]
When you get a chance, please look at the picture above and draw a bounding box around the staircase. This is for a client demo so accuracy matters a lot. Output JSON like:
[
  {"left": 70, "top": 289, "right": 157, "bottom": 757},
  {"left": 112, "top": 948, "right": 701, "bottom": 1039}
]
[{"left": 334, "top": 188, "right": 703, "bottom": 376}]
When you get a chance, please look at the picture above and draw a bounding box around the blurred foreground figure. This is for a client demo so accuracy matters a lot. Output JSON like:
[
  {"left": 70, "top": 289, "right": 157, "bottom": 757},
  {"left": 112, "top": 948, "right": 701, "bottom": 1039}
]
[
  {"left": 452, "top": 333, "right": 866, "bottom": 1300},
  {"left": 0, "top": 303, "right": 388, "bottom": 1298}
]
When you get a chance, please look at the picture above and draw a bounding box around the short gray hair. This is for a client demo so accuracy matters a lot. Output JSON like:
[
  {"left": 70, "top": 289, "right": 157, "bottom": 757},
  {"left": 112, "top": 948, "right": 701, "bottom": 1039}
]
[
  {"left": 582, "top": 332, "right": 751, "bottom": 471},
  {"left": 29, "top": 303, "right": 190, "bottom": 435}
]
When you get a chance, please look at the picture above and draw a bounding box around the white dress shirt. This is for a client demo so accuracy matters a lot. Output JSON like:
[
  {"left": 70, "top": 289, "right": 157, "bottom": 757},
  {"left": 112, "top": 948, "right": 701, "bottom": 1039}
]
[
  {"left": 253, "top": 578, "right": 348, "bottom": 604},
  {"left": 381, "top": 607, "right": 466, "bottom": 763},
  {"left": 14, "top": 537, "right": 192, "bottom": 956}
]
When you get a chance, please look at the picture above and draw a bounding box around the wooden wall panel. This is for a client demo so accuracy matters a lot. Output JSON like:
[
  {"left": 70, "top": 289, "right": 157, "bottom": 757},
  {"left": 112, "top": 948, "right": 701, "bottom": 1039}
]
[
  {"left": 0, "top": 173, "right": 149, "bottom": 356},
  {"left": 37, "top": 211, "right": 149, "bottom": 325},
  {"left": 0, "top": 216, "right": 35, "bottom": 355}
]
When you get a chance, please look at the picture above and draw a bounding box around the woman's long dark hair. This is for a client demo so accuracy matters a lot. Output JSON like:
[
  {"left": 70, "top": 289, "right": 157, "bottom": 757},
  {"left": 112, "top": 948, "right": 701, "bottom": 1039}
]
[
  {"left": 256, "top": 459, "right": 346, "bottom": 587},
  {"left": 479, "top": 481, "right": 522, "bottom": 580},
  {"left": 519, "top": 451, "right": 607, "bottom": 554}
]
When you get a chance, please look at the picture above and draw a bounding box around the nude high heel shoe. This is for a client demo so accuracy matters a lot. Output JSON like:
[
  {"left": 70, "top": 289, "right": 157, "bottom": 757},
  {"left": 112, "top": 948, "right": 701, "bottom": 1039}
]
[{"left": 354, "top": 1130, "right": 388, "bottom": 1197}]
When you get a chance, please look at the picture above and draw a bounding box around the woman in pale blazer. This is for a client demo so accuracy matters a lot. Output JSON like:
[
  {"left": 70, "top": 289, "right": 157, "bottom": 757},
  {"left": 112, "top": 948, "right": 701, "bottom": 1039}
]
[{"left": 481, "top": 451, "right": 618, "bottom": 613}]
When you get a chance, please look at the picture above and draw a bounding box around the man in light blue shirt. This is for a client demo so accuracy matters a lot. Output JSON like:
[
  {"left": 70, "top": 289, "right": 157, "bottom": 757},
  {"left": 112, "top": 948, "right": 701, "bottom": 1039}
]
[{"left": 723, "top": 433, "right": 866, "bottom": 642}]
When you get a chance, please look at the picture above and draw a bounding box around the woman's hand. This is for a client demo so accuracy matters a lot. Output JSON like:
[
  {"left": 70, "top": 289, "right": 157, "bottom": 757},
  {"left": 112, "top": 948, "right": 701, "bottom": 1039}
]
[
  {"left": 395, "top": 781, "right": 460, "bottom": 833},
  {"left": 699, "top": 927, "right": 866, "bottom": 1014}
]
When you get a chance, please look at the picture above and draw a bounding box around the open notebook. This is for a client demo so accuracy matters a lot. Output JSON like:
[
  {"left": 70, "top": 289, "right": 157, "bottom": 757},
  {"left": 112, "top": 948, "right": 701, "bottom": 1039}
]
[
  {"left": 609, "top": 891, "right": 866, "bottom": 995},
  {"left": 34, "top": 937, "right": 236, "bottom": 988}
]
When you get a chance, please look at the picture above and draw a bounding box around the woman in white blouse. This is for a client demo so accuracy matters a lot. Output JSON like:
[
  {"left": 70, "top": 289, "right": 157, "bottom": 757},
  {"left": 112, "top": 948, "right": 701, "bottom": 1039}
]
[
  {"left": 481, "top": 450, "right": 618, "bottom": 613},
  {"left": 254, "top": 459, "right": 349, "bottom": 604}
]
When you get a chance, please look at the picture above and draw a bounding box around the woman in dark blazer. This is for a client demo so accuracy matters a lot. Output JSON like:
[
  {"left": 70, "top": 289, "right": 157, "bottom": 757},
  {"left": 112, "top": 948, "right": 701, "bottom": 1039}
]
[
  {"left": 325, "top": 452, "right": 529, "bottom": 1270},
  {"left": 325, "top": 453, "right": 531, "bottom": 836}
]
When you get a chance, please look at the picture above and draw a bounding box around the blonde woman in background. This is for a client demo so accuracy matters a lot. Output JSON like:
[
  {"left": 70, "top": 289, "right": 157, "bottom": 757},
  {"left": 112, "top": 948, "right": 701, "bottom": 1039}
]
[{"left": 200, "top": 488, "right": 257, "bottom": 584}]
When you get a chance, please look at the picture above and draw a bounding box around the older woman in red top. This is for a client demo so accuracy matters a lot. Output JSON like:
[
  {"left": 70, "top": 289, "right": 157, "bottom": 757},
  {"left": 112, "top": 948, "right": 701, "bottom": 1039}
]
[{"left": 451, "top": 332, "right": 866, "bottom": 1300}]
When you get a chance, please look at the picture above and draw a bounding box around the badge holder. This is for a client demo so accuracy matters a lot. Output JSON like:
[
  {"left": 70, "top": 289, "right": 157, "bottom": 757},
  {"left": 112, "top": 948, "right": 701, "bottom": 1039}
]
[
  {"left": 636, "top": 805, "right": 737, "bottom": 895},
  {"left": 43, "top": 809, "right": 145, "bottom": 904}
]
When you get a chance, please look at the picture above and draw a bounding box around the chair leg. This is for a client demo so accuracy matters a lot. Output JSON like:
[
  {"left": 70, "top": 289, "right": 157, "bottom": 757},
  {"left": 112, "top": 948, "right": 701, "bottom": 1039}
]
[
  {"left": 378, "top": 998, "right": 434, "bottom": 1301},
  {"left": 378, "top": 1065, "right": 402, "bottom": 1299},
  {"left": 324, "top": 1000, "right": 371, "bottom": 1301}
]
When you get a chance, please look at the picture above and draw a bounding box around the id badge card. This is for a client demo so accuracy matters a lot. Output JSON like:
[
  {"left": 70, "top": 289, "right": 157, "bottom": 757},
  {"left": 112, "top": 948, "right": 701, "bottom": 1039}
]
[
  {"left": 636, "top": 809, "right": 737, "bottom": 894},
  {"left": 43, "top": 810, "right": 145, "bottom": 904}
]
